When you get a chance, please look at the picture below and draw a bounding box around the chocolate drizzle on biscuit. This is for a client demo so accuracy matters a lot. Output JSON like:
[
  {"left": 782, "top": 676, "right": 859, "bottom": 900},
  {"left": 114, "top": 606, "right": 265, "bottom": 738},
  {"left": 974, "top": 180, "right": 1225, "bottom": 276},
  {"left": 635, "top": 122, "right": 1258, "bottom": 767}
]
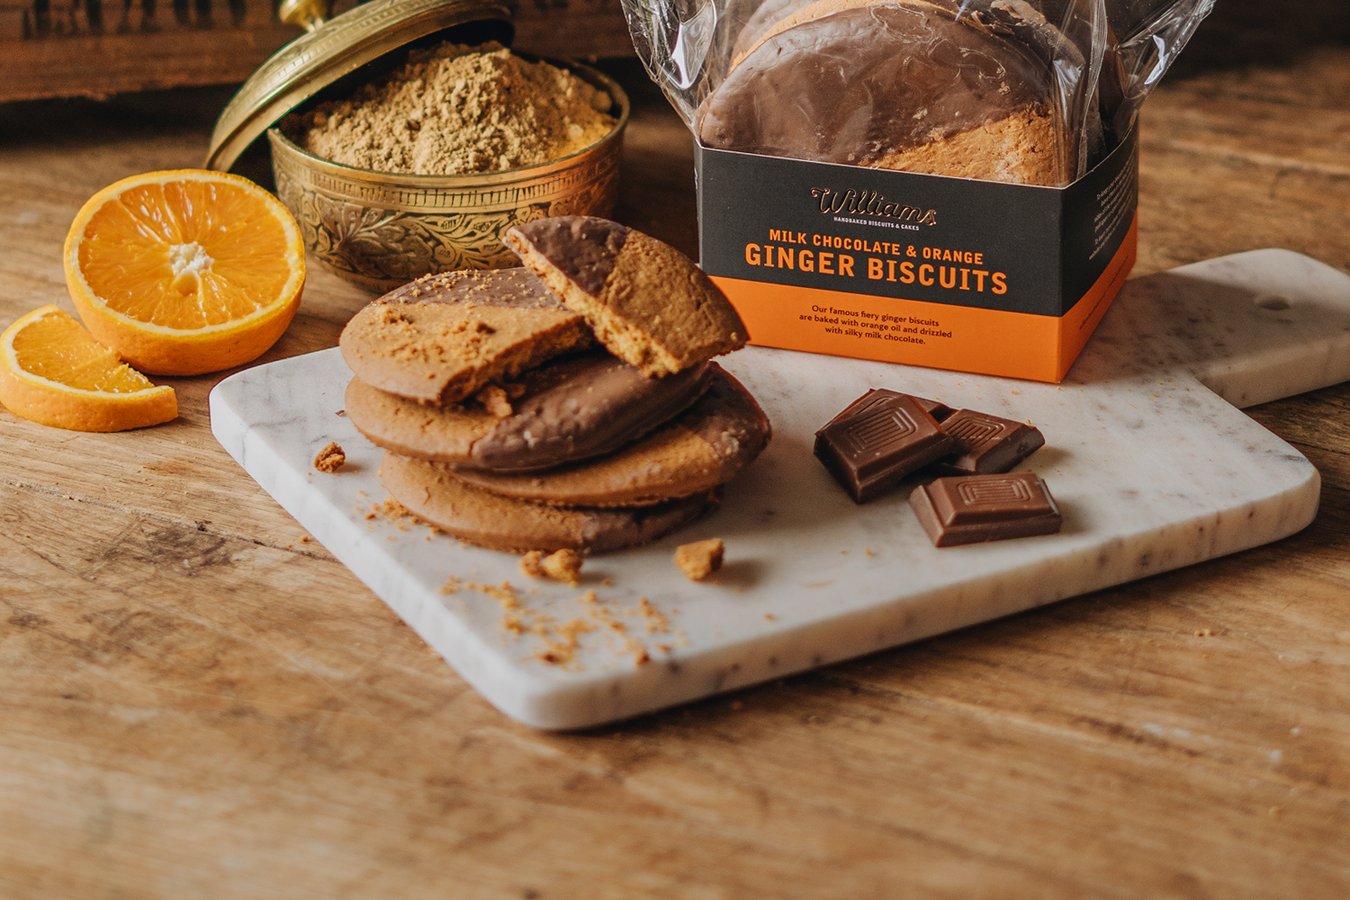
[{"left": 511, "top": 217, "right": 628, "bottom": 297}]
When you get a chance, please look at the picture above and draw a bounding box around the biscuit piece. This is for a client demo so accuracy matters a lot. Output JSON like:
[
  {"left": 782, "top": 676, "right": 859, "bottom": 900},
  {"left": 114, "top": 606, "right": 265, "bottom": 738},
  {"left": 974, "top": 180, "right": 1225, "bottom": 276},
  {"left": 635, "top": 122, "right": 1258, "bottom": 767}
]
[
  {"left": 381, "top": 452, "right": 719, "bottom": 553},
  {"left": 313, "top": 441, "right": 345, "bottom": 473},
  {"left": 445, "top": 365, "right": 771, "bottom": 507},
  {"left": 519, "top": 548, "right": 583, "bottom": 585},
  {"left": 344, "top": 352, "right": 715, "bottom": 470},
  {"left": 675, "top": 538, "right": 724, "bottom": 581},
  {"left": 700, "top": 0, "right": 1064, "bottom": 185},
  {"left": 338, "top": 267, "right": 594, "bottom": 404},
  {"left": 504, "top": 217, "right": 748, "bottom": 376}
]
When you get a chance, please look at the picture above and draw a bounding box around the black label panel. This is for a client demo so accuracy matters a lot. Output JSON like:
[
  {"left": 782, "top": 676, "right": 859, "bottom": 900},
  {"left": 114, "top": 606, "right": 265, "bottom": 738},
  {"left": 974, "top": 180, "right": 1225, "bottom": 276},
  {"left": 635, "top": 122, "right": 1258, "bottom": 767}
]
[{"left": 696, "top": 130, "right": 1138, "bottom": 319}]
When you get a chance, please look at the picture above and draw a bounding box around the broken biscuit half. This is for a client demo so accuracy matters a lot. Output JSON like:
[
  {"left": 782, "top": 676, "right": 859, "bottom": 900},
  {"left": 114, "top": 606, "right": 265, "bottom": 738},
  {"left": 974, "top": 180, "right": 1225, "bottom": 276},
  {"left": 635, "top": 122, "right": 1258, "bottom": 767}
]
[{"left": 504, "top": 217, "right": 748, "bottom": 377}]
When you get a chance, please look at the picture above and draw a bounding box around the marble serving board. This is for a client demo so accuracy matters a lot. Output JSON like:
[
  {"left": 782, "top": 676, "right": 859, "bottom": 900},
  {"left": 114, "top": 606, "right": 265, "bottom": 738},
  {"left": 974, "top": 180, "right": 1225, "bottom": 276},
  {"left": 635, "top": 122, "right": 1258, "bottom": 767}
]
[{"left": 210, "top": 249, "right": 1350, "bottom": 729}]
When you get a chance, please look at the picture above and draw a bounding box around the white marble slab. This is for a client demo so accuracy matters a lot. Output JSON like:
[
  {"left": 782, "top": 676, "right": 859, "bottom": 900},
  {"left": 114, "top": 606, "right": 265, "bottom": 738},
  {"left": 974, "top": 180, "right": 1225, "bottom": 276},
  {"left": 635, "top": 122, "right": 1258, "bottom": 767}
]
[{"left": 210, "top": 249, "right": 1350, "bottom": 729}]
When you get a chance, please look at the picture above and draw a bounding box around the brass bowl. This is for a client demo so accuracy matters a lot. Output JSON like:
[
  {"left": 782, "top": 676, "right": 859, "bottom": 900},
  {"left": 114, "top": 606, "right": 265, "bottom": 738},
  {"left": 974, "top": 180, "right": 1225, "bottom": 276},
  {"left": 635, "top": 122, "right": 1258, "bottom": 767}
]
[{"left": 267, "top": 62, "right": 628, "bottom": 293}]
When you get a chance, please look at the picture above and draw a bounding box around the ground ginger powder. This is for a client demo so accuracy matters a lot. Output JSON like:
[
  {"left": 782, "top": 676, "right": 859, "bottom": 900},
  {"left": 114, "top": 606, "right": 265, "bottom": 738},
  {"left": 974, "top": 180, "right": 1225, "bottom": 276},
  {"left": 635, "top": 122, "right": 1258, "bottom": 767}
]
[{"left": 297, "top": 42, "right": 616, "bottom": 175}]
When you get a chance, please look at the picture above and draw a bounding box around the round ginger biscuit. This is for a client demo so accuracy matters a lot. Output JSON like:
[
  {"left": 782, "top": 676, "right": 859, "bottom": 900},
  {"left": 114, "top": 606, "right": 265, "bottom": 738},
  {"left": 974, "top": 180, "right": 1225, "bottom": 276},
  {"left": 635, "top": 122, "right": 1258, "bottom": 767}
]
[
  {"left": 446, "top": 365, "right": 771, "bottom": 506},
  {"left": 338, "top": 267, "right": 594, "bottom": 405},
  {"left": 381, "top": 452, "right": 720, "bottom": 554},
  {"left": 344, "top": 352, "right": 715, "bottom": 470}
]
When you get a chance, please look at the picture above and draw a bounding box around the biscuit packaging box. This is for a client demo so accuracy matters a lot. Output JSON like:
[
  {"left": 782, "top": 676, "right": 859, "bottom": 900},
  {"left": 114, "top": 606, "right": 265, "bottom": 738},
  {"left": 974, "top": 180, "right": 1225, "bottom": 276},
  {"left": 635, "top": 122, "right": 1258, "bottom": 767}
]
[{"left": 621, "top": 0, "right": 1216, "bottom": 382}]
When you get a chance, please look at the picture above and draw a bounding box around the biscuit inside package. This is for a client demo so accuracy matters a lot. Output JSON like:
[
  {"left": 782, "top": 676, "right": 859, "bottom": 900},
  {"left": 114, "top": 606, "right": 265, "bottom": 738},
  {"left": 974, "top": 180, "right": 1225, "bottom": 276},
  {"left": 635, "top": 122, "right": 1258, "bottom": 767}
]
[{"left": 621, "top": 0, "right": 1216, "bottom": 186}]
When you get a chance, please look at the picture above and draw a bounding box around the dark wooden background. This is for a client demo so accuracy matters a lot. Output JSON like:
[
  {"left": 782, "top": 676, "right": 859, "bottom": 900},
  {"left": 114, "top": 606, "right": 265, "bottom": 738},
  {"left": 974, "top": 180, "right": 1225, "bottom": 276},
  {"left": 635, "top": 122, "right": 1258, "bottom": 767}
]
[{"left": 0, "top": 0, "right": 635, "bottom": 101}]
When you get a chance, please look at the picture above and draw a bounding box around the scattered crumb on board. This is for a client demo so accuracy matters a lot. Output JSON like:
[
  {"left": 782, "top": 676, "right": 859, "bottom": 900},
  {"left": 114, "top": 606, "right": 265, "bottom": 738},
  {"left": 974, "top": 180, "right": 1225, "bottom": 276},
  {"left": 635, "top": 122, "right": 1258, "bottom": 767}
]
[{"left": 442, "top": 576, "right": 682, "bottom": 668}]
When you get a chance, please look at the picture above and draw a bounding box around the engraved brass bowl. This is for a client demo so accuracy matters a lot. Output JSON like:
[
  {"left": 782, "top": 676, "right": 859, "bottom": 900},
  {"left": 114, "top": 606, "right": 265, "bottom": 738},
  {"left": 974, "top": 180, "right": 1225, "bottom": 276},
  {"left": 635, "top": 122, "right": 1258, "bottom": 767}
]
[{"left": 267, "top": 63, "right": 628, "bottom": 292}]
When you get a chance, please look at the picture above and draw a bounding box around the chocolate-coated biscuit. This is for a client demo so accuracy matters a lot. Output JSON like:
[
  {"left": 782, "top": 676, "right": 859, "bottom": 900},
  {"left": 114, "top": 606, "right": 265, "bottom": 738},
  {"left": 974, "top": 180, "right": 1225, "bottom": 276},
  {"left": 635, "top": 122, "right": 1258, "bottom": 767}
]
[
  {"left": 504, "top": 217, "right": 748, "bottom": 377},
  {"left": 446, "top": 365, "right": 771, "bottom": 506},
  {"left": 338, "top": 267, "right": 594, "bottom": 405},
  {"left": 344, "top": 352, "right": 715, "bottom": 471},
  {"left": 381, "top": 452, "right": 720, "bottom": 553},
  {"left": 700, "top": 0, "right": 1064, "bottom": 185}
]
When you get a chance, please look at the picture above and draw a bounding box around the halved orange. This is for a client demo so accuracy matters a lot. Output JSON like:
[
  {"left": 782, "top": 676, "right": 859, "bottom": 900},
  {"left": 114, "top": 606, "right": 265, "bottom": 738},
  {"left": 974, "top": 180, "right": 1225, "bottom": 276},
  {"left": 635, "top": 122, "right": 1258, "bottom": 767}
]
[
  {"left": 0, "top": 305, "right": 177, "bottom": 432},
  {"left": 64, "top": 169, "right": 305, "bottom": 376}
]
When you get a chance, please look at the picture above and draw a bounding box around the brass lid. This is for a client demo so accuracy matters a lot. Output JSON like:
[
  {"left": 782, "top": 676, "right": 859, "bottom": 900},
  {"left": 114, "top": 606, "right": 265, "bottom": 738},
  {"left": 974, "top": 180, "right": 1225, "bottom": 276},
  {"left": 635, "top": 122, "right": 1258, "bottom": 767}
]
[{"left": 205, "top": 0, "right": 513, "bottom": 173}]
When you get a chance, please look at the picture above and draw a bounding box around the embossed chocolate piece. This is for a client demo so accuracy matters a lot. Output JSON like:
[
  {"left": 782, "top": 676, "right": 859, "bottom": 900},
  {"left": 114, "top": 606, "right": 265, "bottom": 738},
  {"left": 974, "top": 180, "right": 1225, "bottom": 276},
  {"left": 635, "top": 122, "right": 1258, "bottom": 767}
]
[
  {"left": 909, "top": 472, "right": 1062, "bottom": 547},
  {"left": 934, "top": 409, "right": 1045, "bottom": 475},
  {"left": 813, "top": 389, "right": 955, "bottom": 502}
]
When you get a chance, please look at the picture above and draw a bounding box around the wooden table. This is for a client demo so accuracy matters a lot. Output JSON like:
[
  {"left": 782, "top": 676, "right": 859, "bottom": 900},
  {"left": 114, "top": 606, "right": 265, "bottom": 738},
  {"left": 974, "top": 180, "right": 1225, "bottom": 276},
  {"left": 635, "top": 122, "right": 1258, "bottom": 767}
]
[{"left": 3, "top": 5, "right": 1349, "bottom": 897}]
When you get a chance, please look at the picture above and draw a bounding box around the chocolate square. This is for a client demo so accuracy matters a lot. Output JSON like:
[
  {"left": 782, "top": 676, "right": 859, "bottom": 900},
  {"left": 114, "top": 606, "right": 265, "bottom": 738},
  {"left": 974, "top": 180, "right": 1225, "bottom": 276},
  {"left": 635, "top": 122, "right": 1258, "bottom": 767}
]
[
  {"left": 910, "top": 472, "right": 1063, "bottom": 547},
  {"left": 813, "top": 390, "right": 954, "bottom": 503},
  {"left": 934, "top": 409, "right": 1045, "bottom": 475}
]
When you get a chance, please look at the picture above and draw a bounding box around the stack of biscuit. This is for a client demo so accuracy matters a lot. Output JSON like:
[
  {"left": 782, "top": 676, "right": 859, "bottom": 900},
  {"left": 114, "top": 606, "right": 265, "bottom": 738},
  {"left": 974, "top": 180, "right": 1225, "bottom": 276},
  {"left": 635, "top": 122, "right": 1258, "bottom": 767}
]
[{"left": 339, "top": 216, "right": 771, "bottom": 554}]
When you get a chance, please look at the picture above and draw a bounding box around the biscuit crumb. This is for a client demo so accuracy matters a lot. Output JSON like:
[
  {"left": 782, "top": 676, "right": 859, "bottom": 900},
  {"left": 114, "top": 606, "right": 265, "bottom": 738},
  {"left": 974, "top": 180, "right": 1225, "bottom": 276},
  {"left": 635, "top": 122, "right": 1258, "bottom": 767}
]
[
  {"left": 543, "top": 549, "right": 583, "bottom": 585},
  {"left": 313, "top": 441, "right": 346, "bottom": 472},
  {"left": 637, "top": 597, "right": 670, "bottom": 634},
  {"left": 476, "top": 383, "right": 514, "bottom": 418},
  {"left": 675, "top": 538, "right": 724, "bottom": 581},
  {"left": 519, "top": 550, "right": 546, "bottom": 579},
  {"left": 519, "top": 549, "right": 583, "bottom": 585}
]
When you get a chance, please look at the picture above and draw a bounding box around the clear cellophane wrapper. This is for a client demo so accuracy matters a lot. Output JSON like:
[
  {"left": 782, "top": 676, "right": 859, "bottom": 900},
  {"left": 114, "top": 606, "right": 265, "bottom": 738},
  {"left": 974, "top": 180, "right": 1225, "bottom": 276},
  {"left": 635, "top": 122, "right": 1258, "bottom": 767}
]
[{"left": 621, "top": 0, "right": 1216, "bottom": 186}]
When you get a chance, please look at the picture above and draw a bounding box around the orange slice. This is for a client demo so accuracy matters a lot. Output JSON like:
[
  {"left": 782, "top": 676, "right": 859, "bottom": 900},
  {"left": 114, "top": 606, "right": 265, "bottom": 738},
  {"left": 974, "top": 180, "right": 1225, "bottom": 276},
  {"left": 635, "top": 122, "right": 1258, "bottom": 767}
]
[
  {"left": 64, "top": 169, "right": 305, "bottom": 376},
  {"left": 0, "top": 305, "right": 177, "bottom": 432}
]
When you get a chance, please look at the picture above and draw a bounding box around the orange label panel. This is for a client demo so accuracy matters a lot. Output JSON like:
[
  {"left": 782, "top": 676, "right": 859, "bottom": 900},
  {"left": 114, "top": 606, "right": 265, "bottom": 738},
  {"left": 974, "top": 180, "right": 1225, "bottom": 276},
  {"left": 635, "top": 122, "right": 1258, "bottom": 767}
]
[{"left": 715, "top": 217, "right": 1138, "bottom": 383}]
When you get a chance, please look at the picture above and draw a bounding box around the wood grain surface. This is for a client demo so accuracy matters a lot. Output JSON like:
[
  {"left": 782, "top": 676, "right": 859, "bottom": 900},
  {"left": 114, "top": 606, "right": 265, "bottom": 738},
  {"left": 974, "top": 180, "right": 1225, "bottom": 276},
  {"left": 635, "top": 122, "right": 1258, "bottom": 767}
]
[
  {"left": 0, "top": 0, "right": 636, "bottom": 102},
  {"left": 2, "top": 3, "right": 1350, "bottom": 897}
]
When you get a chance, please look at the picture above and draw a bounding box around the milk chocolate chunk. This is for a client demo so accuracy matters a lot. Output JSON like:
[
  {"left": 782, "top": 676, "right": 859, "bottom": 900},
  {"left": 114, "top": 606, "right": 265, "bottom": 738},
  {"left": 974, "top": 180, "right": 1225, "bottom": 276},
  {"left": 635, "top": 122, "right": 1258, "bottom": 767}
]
[
  {"left": 910, "top": 472, "right": 1062, "bottom": 547},
  {"left": 338, "top": 267, "right": 594, "bottom": 405},
  {"left": 934, "top": 409, "right": 1044, "bottom": 475},
  {"left": 344, "top": 352, "right": 715, "bottom": 471},
  {"left": 505, "top": 217, "right": 748, "bottom": 376},
  {"left": 814, "top": 389, "right": 955, "bottom": 503},
  {"left": 700, "top": 0, "right": 1063, "bottom": 185}
]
